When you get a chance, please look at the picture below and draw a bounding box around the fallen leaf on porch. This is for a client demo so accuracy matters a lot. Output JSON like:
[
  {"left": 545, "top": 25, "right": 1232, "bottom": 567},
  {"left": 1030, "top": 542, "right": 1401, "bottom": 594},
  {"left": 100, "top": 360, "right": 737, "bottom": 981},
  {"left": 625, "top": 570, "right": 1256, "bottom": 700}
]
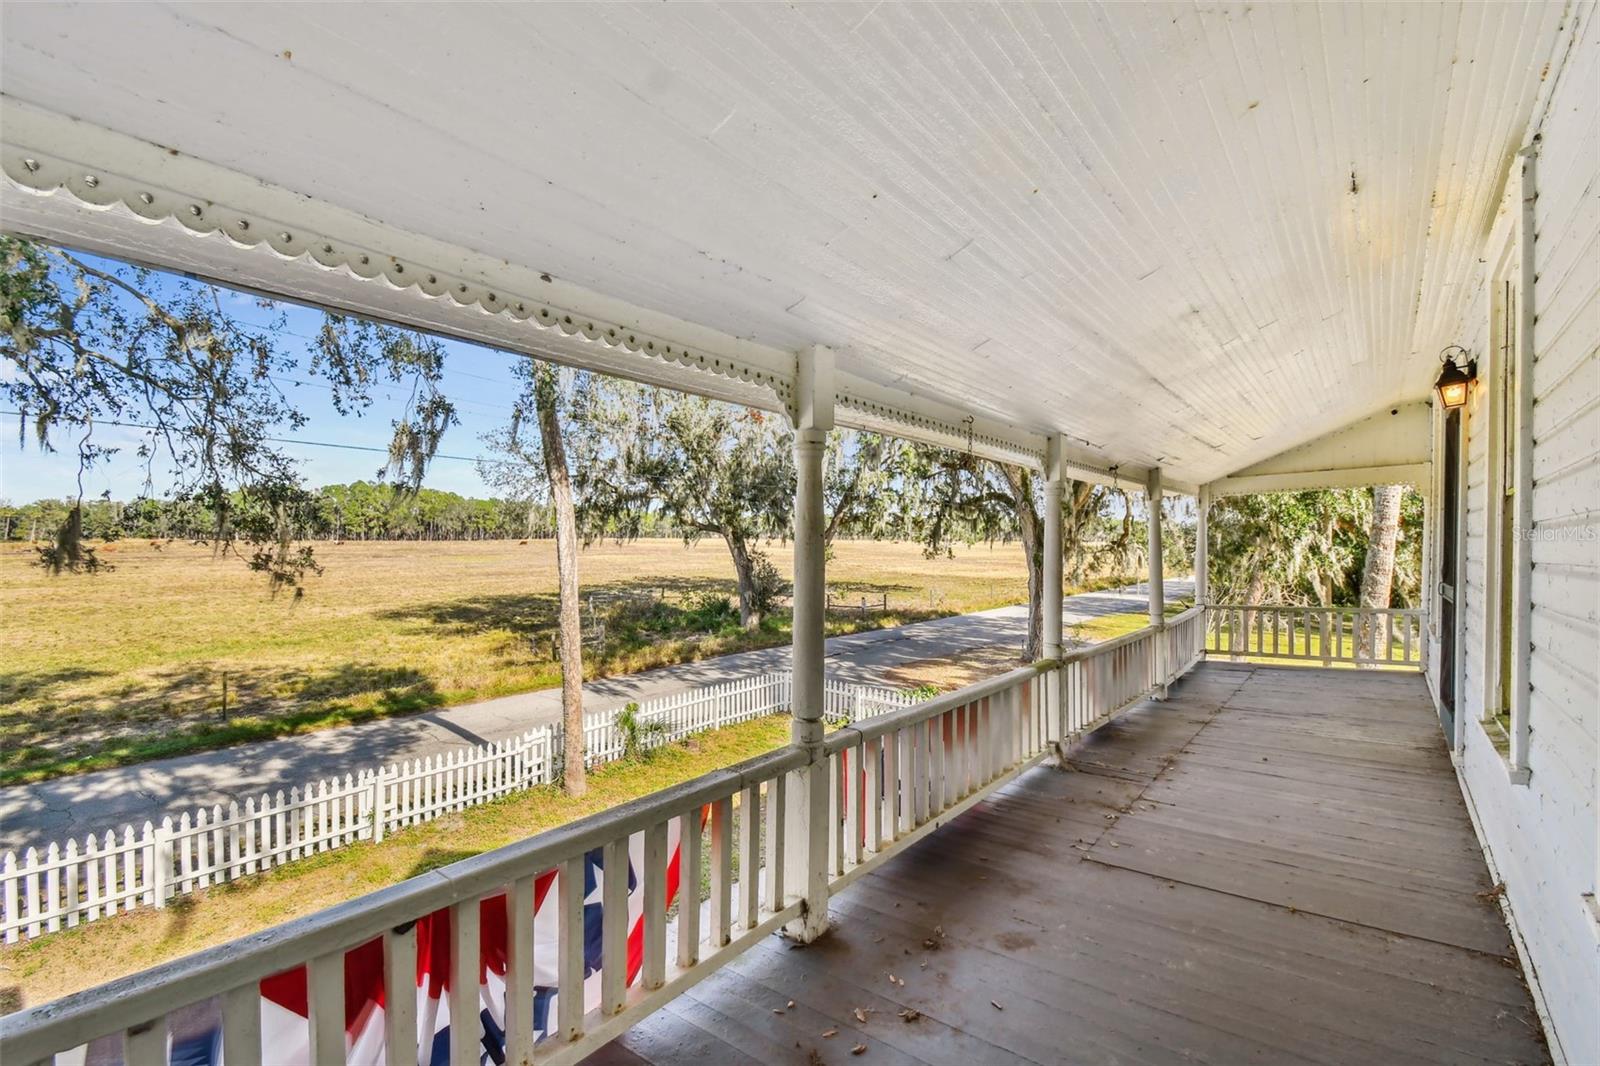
[
  {"left": 990, "top": 1000, "right": 1004, "bottom": 1010},
  {"left": 853, "top": 1007, "right": 870, "bottom": 1023},
  {"left": 788, "top": 1000, "right": 797, "bottom": 1009},
  {"left": 898, "top": 1009, "right": 922, "bottom": 1022},
  {"left": 1475, "top": 881, "right": 1507, "bottom": 902},
  {"left": 773, "top": 1008, "right": 785, "bottom": 1014},
  {"left": 822, "top": 1028, "right": 838, "bottom": 1038},
  {"left": 851, "top": 1043, "right": 868, "bottom": 1055}
]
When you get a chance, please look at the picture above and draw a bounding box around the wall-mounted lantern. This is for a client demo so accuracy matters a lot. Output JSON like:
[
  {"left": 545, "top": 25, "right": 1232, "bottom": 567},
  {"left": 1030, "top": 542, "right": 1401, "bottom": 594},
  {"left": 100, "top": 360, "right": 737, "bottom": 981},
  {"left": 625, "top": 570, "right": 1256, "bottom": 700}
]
[{"left": 1434, "top": 345, "right": 1477, "bottom": 410}]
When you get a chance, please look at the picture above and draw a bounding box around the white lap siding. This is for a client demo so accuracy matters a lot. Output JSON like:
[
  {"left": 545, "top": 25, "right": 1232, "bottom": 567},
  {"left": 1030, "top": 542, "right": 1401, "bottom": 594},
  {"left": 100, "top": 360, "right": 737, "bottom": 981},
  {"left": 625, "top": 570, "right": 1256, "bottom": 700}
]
[{"left": 1450, "top": 13, "right": 1599, "bottom": 1063}]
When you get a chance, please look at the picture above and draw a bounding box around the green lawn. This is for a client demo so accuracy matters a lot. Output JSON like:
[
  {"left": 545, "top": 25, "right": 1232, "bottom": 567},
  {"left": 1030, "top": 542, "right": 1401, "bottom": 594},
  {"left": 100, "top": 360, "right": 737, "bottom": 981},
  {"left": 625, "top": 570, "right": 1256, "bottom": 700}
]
[{"left": 1068, "top": 602, "right": 1191, "bottom": 643}]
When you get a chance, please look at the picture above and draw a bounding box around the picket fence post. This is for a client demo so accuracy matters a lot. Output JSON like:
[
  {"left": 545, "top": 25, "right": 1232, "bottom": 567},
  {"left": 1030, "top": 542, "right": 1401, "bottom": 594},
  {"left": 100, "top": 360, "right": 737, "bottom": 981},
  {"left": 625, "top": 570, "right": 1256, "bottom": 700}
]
[
  {"left": 372, "top": 770, "right": 388, "bottom": 844},
  {"left": 151, "top": 818, "right": 173, "bottom": 909}
]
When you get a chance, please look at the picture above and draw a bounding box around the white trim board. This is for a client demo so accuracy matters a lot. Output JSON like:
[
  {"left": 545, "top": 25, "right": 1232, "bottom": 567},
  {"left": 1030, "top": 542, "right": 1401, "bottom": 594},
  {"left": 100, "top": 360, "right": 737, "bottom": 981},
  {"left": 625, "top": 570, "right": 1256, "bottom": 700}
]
[{"left": 1208, "top": 462, "right": 1431, "bottom": 497}]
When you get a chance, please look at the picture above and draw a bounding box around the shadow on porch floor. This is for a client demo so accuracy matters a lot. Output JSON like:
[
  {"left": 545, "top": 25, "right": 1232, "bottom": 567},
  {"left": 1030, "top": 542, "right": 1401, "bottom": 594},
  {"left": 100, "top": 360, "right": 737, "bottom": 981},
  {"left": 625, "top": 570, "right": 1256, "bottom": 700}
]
[{"left": 585, "top": 662, "right": 1546, "bottom": 1066}]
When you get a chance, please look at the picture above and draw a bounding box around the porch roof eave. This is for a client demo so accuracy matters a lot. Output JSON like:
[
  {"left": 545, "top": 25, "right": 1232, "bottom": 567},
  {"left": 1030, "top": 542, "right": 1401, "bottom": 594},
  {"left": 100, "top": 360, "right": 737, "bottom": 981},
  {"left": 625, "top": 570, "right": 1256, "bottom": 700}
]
[
  {"left": 1203, "top": 399, "right": 1435, "bottom": 498},
  {"left": 0, "top": 98, "right": 1175, "bottom": 492}
]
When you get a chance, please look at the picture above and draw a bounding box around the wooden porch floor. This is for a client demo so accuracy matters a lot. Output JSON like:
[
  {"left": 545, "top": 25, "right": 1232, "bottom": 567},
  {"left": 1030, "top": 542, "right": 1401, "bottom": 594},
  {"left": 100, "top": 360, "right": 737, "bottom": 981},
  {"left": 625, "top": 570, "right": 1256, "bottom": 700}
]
[{"left": 586, "top": 662, "right": 1548, "bottom": 1066}]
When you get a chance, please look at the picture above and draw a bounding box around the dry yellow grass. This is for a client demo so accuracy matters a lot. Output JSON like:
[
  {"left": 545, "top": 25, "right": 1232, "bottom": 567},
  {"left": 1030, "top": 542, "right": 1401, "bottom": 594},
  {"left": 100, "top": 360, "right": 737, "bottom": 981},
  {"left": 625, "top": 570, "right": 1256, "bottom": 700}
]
[{"left": 0, "top": 538, "right": 1033, "bottom": 782}]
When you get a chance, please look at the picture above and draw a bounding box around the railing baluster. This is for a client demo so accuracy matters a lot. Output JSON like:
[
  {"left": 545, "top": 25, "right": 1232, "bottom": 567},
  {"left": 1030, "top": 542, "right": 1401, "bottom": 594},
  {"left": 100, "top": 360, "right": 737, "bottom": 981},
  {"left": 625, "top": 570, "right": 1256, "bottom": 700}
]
[
  {"left": 709, "top": 796, "right": 732, "bottom": 948},
  {"left": 309, "top": 950, "right": 347, "bottom": 1065},
  {"left": 738, "top": 784, "right": 760, "bottom": 929},
  {"left": 864, "top": 736, "right": 889, "bottom": 851},
  {"left": 223, "top": 982, "right": 264, "bottom": 1065},
  {"left": 875, "top": 726, "right": 893, "bottom": 838},
  {"left": 122, "top": 1017, "right": 166, "bottom": 1066},
  {"left": 845, "top": 741, "right": 863, "bottom": 867},
  {"left": 677, "top": 808, "right": 702, "bottom": 968},
  {"left": 954, "top": 701, "right": 968, "bottom": 790},
  {"left": 557, "top": 856, "right": 586, "bottom": 1042},
  {"left": 763, "top": 775, "right": 785, "bottom": 911},
  {"left": 382, "top": 922, "right": 419, "bottom": 1066},
  {"left": 972, "top": 697, "right": 985, "bottom": 781},
  {"left": 894, "top": 727, "right": 912, "bottom": 835},
  {"left": 909, "top": 719, "right": 927, "bottom": 826},
  {"left": 600, "top": 837, "right": 629, "bottom": 1013},
  {"left": 828, "top": 751, "right": 844, "bottom": 877},
  {"left": 640, "top": 825, "right": 667, "bottom": 991},
  {"left": 449, "top": 902, "right": 481, "bottom": 1066}
]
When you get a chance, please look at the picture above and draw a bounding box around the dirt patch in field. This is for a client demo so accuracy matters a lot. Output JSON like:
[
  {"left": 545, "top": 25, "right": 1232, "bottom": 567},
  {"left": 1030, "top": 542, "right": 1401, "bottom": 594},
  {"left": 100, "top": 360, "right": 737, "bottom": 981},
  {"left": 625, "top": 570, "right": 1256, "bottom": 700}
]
[{"left": 879, "top": 643, "right": 1024, "bottom": 692}]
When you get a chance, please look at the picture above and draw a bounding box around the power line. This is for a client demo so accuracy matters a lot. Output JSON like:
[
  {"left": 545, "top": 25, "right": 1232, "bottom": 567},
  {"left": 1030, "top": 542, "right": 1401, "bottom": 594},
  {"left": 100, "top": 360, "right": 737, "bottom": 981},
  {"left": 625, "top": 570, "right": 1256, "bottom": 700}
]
[{"left": 0, "top": 411, "right": 533, "bottom": 470}]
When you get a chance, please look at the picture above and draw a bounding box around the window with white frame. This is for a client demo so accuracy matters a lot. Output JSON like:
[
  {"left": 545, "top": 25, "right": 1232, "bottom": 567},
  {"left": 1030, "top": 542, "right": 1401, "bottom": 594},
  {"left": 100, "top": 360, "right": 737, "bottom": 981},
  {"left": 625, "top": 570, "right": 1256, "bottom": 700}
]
[
  {"left": 1479, "top": 151, "right": 1533, "bottom": 781},
  {"left": 1485, "top": 274, "right": 1517, "bottom": 734}
]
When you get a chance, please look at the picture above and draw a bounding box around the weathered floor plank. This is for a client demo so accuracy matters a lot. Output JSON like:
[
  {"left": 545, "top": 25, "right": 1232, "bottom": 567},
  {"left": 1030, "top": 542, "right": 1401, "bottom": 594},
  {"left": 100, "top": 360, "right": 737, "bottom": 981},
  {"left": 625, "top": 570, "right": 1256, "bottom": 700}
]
[{"left": 587, "top": 663, "right": 1547, "bottom": 1066}]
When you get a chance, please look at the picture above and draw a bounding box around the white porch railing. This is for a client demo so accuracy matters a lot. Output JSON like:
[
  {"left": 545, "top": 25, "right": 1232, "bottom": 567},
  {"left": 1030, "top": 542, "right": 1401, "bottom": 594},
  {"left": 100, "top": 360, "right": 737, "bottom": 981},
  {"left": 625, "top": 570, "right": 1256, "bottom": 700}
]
[
  {"left": 1059, "top": 605, "right": 1206, "bottom": 734},
  {"left": 0, "top": 615, "right": 1205, "bottom": 1066},
  {"left": 0, "top": 673, "right": 908, "bottom": 945},
  {"left": 1204, "top": 604, "right": 1426, "bottom": 668}
]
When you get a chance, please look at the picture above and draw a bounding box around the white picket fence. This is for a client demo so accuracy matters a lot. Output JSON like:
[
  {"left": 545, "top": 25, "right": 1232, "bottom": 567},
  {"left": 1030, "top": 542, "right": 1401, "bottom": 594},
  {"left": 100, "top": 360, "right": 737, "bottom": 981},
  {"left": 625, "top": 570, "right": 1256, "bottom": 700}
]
[{"left": 0, "top": 671, "right": 914, "bottom": 943}]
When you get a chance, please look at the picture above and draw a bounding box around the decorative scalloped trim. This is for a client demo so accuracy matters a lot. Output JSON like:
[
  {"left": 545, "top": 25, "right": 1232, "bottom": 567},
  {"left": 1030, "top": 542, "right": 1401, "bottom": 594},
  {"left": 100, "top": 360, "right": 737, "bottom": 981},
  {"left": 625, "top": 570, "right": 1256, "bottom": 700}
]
[
  {"left": 834, "top": 390, "right": 1044, "bottom": 467},
  {"left": 2, "top": 146, "right": 791, "bottom": 404}
]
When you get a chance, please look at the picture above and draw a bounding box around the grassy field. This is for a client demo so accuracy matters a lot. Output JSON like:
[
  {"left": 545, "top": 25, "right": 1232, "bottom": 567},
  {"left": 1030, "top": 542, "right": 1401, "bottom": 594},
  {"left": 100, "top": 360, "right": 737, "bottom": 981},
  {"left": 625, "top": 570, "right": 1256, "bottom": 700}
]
[{"left": 0, "top": 538, "right": 1055, "bottom": 784}]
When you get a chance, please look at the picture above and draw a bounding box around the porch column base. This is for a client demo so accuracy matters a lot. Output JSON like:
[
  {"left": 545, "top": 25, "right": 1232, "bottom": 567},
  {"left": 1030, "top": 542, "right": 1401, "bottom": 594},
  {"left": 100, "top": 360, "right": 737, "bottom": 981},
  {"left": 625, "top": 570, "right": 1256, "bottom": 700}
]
[{"left": 783, "top": 758, "right": 832, "bottom": 943}]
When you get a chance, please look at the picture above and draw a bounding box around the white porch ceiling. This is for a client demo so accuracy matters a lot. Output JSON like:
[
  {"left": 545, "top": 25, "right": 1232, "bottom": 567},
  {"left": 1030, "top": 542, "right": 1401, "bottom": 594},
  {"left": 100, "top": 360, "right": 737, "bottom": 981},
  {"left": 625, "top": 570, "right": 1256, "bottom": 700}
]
[{"left": 0, "top": 2, "right": 1573, "bottom": 486}]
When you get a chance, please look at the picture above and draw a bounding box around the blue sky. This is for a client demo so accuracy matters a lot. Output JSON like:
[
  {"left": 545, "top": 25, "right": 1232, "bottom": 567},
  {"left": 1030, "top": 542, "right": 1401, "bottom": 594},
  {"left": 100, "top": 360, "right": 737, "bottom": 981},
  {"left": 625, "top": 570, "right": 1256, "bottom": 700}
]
[{"left": 1, "top": 255, "right": 533, "bottom": 503}]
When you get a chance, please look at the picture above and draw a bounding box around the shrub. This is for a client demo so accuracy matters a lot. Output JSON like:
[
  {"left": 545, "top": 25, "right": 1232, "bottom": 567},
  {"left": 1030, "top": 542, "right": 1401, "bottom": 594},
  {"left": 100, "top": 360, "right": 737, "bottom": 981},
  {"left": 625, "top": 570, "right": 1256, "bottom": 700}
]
[
  {"left": 615, "top": 701, "right": 668, "bottom": 760},
  {"left": 747, "top": 550, "right": 790, "bottom": 620}
]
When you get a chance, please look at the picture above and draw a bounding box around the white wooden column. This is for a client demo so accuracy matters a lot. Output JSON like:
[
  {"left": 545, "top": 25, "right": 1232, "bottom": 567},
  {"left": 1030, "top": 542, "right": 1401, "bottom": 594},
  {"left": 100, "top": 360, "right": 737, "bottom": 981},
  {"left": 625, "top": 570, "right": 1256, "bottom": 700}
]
[
  {"left": 785, "top": 345, "right": 832, "bottom": 943},
  {"left": 1146, "top": 468, "right": 1165, "bottom": 623},
  {"left": 1194, "top": 483, "right": 1210, "bottom": 607},
  {"left": 1042, "top": 438, "right": 1065, "bottom": 740},
  {"left": 1146, "top": 467, "right": 1168, "bottom": 698}
]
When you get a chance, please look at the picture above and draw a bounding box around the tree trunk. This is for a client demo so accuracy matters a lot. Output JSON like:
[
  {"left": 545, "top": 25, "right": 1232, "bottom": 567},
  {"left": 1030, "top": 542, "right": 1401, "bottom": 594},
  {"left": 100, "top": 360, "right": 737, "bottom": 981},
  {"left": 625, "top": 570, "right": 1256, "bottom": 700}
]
[
  {"left": 1357, "top": 484, "right": 1404, "bottom": 664},
  {"left": 725, "top": 532, "right": 762, "bottom": 629},
  {"left": 1000, "top": 466, "right": 1044, "bottom": 662},
  {"left": 535, "top": 366, "right": 586, "bottom": 797}
]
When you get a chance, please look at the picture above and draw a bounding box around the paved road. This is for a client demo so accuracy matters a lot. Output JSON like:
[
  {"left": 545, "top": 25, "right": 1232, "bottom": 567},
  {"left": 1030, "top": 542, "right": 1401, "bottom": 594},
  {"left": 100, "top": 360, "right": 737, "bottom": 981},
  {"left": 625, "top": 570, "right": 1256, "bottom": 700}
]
[{"left": 0, "top": 580, "right": 1191, "bottom": 852}]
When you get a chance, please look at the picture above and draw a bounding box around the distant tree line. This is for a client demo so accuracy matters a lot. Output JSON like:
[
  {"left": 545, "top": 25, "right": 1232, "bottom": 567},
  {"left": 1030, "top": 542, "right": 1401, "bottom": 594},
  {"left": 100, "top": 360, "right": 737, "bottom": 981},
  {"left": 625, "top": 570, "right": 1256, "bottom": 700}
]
[{"left": 0, "top": 484, "right": 712, "bottom": 544}]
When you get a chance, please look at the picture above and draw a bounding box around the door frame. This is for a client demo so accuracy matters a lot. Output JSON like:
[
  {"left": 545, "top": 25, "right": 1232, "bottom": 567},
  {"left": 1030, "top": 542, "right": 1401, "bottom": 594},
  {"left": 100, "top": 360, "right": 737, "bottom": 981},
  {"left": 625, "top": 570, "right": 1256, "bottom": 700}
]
[{"left": 1436, "top": 406, "right": 1466, "bottom": 747}]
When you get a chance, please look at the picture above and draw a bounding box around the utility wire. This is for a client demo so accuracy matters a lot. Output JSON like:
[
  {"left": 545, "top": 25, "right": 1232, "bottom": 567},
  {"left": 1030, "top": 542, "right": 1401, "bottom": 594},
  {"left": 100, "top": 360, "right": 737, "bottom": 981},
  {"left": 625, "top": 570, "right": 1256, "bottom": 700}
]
[{"left": 0, "top": 410, "right": 531, "bottom": 470}]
